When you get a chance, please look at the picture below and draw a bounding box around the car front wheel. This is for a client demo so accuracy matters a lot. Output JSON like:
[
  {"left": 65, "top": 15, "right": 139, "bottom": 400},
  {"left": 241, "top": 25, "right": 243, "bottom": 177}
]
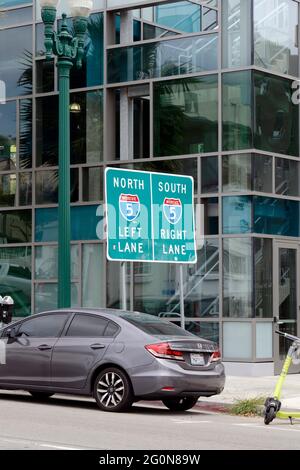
[
  {"left": 162, "top": 396, "right": 199, "bottom": 411},
  {"left": 94, "top": 367, "right": 133, "bottom": 412}
]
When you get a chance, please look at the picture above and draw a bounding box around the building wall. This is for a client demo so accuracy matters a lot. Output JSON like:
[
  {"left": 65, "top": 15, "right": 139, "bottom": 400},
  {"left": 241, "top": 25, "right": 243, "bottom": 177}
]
[{"left": 0, "top": 0, "right": 299, "bottom": 370}]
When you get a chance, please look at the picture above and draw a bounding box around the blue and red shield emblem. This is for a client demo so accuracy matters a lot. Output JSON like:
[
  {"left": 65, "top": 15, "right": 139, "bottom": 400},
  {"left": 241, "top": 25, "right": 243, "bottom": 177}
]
[
  {"left": 119, "top": 194, "right": 140, "bottom": 222},
  {"left": 163, "top": 198, "right": 182, "bottom": 225}
]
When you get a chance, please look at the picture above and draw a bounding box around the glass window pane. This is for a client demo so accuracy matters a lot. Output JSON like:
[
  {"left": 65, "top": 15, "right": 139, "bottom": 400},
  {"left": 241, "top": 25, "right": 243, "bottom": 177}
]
[
  {"left": 0, "top": 246, "right": 31, "bottom": 317},
  {"left": 222, "top": 71, "right": 253, "bottom": 151},
  {"left": 19, "top": 172, "right": 32, "bottom": 206},
  {"left": 202, "top": 197, "right": 219, "bottom": 235},
  {"left": 222, "top": 0, "right": 251, "bottom": 68},
  {"left": 223, "top": 196, "right": 252, "bottom": 234},
  {"left": 70, "top": 90, "right": 104, "bottom": 164},
  {"left": 36, "top": 59, "right": 54, "bottom": 94},
  {"left": 254, "top": 238, "right": 272, "bottom": 318},
  {"left": 82, "top": 244, "right": 105, "bottom": 308},
  {"left": 223, "top": 154, "right": 272, "bottom": 193},
  {"left": 35, "top": 283, "right": 78, "bottom": 313},
  {"left": 275, "top": 157, "right": 299, "bottom": 197},
  {"left": 0, "top": 210, "right": 31, "bottom": 243},
  {"left": 202, "top": 6, "right": 217, "bottom": 31},
  {"left": 184, "top": 321, "right": 219, "bottom": 344},
  {"left": 254, "top": 0, "right": 299, "bottom": 77},
  {"left": 35, "top": 205, "right": 104, "bottom": 242},
  {"left": 223, "top": 322, "right": 252, "bottom": 359},
  {"left": 35, "top": 23, "right": 45, "bottom": 57},
  {"left": 69, "top": 13, "right": 104, "bottom": 89},
  {"left": 35, "top": 245, "right": 78, "bottom": 281},
  {"left": 154, "top": 75, "right": 218, "bottom": 157},
  {"left": 36, "top": 95, "right": 58, "bottom": 167},
  {"left": 18, "top": 314, "right": 69, "bottom": 338},
  {"left": 20, "top": 99, "right": 32, "bottom": 169},
  {"left": 107, "top": 34, "right": 218, "bottom": 83},
  {"left": 254, "top": 196, "right": 299, "bottom": 237},
  {"left": 0, "top": 25, "right": 32, "bottom": 98},
  {"left": 0, "top": 174, "right": 16, "bottom": 206},
  {"left": 253, "top": 154, "right": 272, "bottom": 193},
  {"left": 107, "top": 260, "right": 130, "bottom": 310},
  {"left": 0, "top": 6, "right": 32, "bottom": 28},
  {"left": 66, "top": 314, "right": 108, "bottom": 337},
  {"left": 35, "top": 169, "right": 78, "bottom": 205},
  {"left": 155, "top": 1, "right": 201, "bottom": 33},
  {"left": 223, "top": 154, "right": 251, "bottom": 192},
  {"left": 254, "top": 72, "right": 299, "bottom": 157},
  {"left": 0, "top": 101, "right": 17, "bottom": 171},
  {"left": 133, "top": 263, "right": 179, "bottom": 316},
  {"left": 223, "top": 238, "right": 252, "bottom": 318},
  {"left": 83, "top": 167, "right": 103, "bottom": 202},
  {"left": 183, "top": 240, "right": 219, "bottom": 318},
  {"left": 256, "top": 323, "right": 273, "bottom": 359},
  {"left": 201, "top": 156, "right": 218, "bottom": 193}
]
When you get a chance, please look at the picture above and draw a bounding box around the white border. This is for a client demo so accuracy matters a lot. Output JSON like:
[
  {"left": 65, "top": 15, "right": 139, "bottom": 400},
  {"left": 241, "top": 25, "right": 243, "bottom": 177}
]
[{"left": 105, "top": 167, "right": 197, "bottom": 264}]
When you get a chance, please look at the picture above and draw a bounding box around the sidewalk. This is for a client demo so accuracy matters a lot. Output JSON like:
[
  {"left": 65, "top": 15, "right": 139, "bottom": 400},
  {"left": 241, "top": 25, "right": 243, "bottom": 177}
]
[{"left": 200, "top": 375, "right": 300, "bottom": 410}]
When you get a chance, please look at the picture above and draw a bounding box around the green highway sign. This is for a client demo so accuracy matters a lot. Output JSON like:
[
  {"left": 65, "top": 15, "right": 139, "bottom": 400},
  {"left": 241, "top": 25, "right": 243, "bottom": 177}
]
[{"left": 105, "top": 168, "right": 197, "bottom": 264}]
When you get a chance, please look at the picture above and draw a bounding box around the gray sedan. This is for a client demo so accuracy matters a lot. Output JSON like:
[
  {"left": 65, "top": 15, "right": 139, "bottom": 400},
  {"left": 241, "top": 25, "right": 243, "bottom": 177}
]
[{"left": 0, "top": 309, "right": 225, "bottom": 412}]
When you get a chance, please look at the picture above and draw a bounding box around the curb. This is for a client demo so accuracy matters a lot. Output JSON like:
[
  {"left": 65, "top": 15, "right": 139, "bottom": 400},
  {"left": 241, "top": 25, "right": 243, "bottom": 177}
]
[{"left": 194, "top": 400, "right": 232, "bottom": 414}]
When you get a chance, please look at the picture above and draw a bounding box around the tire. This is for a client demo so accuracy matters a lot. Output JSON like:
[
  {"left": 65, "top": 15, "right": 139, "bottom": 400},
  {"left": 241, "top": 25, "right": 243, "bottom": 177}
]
[
  {"left": 29, "top": 392, "right": 54, "bottom": 400},
  {"left": 162, "top": 396, "right": 199, "bottom": 412},
  {"left": 264, "top": 406, "right": 276, "bottom": 425},
  {"left": 94, "top": 367, "right": 133, "bottom": 412}
]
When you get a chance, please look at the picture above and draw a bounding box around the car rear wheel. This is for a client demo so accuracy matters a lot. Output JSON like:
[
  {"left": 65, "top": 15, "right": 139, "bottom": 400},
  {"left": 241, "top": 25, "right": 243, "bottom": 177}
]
[
  {"left": 162, "top": 396, "right": 199, "bottom": 411},
  {"left": 94, "top": 367, "right": 133, "bottom": 412},
  {"left": 29, "top": 392, "right": 54, "bottom": 400}
]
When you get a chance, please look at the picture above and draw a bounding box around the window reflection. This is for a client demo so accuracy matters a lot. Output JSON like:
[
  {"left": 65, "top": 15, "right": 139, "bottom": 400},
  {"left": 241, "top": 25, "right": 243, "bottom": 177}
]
[
  {"left": 0, "top": 101, "right": 17, "bottom": 171},
  {"left": 107, "top": 34, "right": 218, "bottom": 83},
  {"left": 254, "top": 0, "right": 299, "bottom": 77},
  {"left": 20, "top": 99, "right": 32, "bottom": 169},
  {"left": 254, "top": 238, "right": 272, "bottom": 318},
  {"left": 222, "top": 71, "right": 253, "bottom": 151},
  {"left": 0, "top": 210, "right": 31, "bottom": 244},
  {"left": 254, "top": 72, "right": 299, "bottom": 157},
  {"left": 134, "top": 263, "right": 180, "bottom": 316},
  {"left": 222, "top": 154, "right": 272, "bottom": 193},
  {"left": 223, "top": 238, "right": 252, "bottom": 318},
  {"left": 154, "top": 75, "right": 218, "bottom": 157},
  {"left": 0, "top": 246, "right": 31, "bottom": 317},
  {"left": 275, "top": 157, "right": 300, "bottom": 197},
  {"left": 222, "top": 0, "right": 251, "bottom": 68},
  {"left": 183, "top": 240, "right": 219, "bottom": 318},
  {"left": 0, "top": 26, "right": 32, "bottom": 98}
]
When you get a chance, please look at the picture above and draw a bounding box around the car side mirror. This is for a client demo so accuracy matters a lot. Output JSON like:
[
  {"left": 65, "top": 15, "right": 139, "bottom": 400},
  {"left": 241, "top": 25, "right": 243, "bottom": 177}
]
[{"left": 7, "top": 328, "right": 16, "bottom": 339}]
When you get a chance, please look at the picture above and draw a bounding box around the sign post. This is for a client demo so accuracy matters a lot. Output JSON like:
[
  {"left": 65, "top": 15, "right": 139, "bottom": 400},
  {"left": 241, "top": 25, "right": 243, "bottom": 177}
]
[{"left": 105, "top": 168, "right": 197, "bottom": 315}]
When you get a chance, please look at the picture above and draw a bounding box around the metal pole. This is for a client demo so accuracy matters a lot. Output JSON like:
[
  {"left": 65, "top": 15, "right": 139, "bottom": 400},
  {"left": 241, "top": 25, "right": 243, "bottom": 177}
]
[
  {"left": 121, "top": 262, "right": 127, "bottom": 310},
  {"left": 57, "top": 59, "right": 72, "bottom": 308},
  {"left": 179, "top": 264, "right": 185, "bottom": 329}
]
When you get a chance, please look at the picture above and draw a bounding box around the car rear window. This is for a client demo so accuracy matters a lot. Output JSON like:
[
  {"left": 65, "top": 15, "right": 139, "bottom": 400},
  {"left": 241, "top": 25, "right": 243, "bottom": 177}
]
[{"left": 120, "top": 313, "right": 192, "bottom": 337}]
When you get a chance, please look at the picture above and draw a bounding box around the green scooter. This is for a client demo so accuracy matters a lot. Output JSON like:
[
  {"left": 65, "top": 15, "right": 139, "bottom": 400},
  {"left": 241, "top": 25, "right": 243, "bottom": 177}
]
[{"left": 264, "top": 330, "right": 300, "bottom": 425}]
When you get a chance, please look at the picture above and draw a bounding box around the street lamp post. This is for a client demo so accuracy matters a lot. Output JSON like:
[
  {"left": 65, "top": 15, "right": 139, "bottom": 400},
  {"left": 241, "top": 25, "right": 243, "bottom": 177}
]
[{"left": 40, "top": 0, "right": 93, "bottom": 308}]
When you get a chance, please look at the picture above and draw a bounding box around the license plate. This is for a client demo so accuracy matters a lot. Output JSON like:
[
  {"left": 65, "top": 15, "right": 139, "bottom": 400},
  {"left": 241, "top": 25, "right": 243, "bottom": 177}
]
[{"left": 190, "top": 353, "right": 205, "bottom": 366}]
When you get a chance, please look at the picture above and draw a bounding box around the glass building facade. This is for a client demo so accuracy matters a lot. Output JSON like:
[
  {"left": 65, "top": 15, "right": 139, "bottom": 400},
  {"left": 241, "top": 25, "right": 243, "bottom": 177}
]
[{"left": 0, "top": 0, "right": 299, "bottom": 375}]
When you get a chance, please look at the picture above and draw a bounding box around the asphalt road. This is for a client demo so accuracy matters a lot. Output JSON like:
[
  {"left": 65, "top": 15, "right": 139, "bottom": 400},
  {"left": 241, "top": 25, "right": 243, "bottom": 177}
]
[{"left": 0, "top": 391, "right": 300, "bottom": 450}]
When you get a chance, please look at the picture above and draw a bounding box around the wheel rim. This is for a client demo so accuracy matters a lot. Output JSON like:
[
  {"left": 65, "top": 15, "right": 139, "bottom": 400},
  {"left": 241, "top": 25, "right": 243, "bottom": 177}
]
[{"left": 97, "top": 372, "right": 125, "bottom": 408}]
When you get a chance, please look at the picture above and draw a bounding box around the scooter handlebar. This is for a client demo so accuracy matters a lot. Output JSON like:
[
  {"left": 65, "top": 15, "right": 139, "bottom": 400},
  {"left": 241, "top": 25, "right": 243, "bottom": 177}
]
[{"left": 275, "top": 330, "right": 300, "bottom": 343}]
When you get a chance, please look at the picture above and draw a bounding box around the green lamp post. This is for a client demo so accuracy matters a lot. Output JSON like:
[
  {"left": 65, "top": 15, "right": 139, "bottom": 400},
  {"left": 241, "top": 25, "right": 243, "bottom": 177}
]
[{"left": 40, "top": 0, "right": 93, "bottom": 308}]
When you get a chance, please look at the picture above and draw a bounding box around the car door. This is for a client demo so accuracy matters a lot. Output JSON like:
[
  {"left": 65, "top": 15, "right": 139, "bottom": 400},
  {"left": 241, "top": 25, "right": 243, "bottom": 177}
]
[
  {"left": 51, "top": 313, "right": 119, "bottom": 389},
  {"left": 0, "top": 313, "right": 70, "bottom": 387}
]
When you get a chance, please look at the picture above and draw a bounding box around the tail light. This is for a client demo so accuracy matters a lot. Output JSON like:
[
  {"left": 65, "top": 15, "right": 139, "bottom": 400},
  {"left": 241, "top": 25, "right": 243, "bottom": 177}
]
[
  {"left": 210, "top": 349, "right": 221, "bottom": 362},
  {"left": 145, "top": 342, "right": 184, "bottom": 361}
]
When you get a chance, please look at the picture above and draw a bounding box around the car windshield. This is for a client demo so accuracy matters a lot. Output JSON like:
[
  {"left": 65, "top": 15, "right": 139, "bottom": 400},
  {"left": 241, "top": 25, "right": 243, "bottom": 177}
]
[{"left": 119, "top": 312, "right": 193, "bottom": 337}]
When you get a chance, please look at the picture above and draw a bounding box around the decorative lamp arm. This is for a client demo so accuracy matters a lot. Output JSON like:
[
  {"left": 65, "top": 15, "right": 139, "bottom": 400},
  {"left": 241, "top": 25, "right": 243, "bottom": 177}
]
[{"left": 41, "top": 6, "right": 57, "bottom": 60}]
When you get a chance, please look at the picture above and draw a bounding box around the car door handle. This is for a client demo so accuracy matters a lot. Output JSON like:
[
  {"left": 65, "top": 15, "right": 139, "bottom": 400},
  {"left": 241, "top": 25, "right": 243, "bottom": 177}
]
[
  {"left": 90, "top": 343, "right": 106, "bottom": 350},
  {"left": 38, "top": 344, "right": 52, "bottom": 351}
]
